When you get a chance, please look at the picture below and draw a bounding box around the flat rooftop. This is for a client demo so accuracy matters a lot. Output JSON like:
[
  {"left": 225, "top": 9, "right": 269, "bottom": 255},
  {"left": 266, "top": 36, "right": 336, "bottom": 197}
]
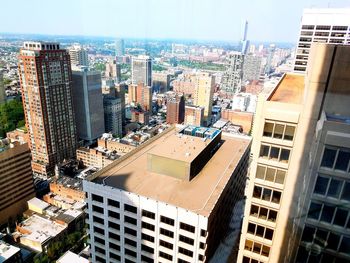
[
  {"left": 269, "top": 74, "right": 305, "bottom": 104},
  {"left": 0, "top": 241, "right": 20, "bottom": 262},
  {"left": 93, "top": 129, "right": 250, "bottom": 217}
]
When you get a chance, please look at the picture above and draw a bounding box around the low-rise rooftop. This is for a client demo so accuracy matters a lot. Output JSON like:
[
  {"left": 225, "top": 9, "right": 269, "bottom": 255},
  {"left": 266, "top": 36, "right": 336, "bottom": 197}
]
[{"left": 0, "top": 241, "right": 20, "bottom": 262}]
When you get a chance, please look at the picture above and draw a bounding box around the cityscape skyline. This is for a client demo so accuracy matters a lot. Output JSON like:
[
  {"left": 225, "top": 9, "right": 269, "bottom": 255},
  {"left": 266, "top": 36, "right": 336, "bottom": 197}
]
[{"left": 1, "top": 0, "right": 350, "bottom": 42}]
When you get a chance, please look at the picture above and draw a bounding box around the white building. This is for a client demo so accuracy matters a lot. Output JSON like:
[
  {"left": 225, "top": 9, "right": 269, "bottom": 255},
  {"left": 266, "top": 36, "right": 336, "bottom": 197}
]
[
  {"left": 84, "top": 127, "right": 251, "bottom": 263},
  {"left": 69, "top": 45, "right": 89, "bottom": 67},
  {"left": 293, "top": 8, "right": 350, "bottom": 73},
  {"left": 131, "top": 55, "right": 152, "bottom": 86}
]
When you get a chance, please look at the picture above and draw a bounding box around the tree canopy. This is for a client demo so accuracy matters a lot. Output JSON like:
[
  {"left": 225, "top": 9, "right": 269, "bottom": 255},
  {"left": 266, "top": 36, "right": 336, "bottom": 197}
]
[{"left": 0, "top": 99, "right": 25, "bottom": 138}]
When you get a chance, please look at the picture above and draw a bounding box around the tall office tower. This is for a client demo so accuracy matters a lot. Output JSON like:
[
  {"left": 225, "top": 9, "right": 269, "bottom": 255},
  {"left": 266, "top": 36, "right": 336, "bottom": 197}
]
[
  {"left": 0, "top": 69, "right": 5, "bottom": 104},
  {"left": 0, "top": 140, "right": 35, "bottom": 225},
  {"left": 115, "top": 39, "right": 125, "bottom": 57},
  {"left": 152, "top": 71, "right": 171, "bottom": 93},
  {"left": 241, "top": 20, "right": 250, "bottom": 55},
  {"left": 106, "top": 61, "right": 122, "bottom": 83},
  {"left": 84, "top": 126, "right": 251, "bottom": 263},
  {"left": 18, "top": 42, "right": 77, "bottom": 176},
  {"left": 264, "top": 44, "right": 275, "bottom": 75},
  {"left": 72, "top": 67, "right": 105, "bottom": 143},
  {"left": 111, "top": 83, "right": 126, "bottom": 124},
  {"left": 184, "top": 105, "right": 204, "bottom": 126},
  {"left": 166, "top": 93, "right": 185, "bottom": 124},
  {"left": 68, "top": 44, "right": 89, "bottom": 67},
  {"left": 193, "top": 72, "right": 215, "bottom": 126},
  {"left": 243, "top": 54, "right": 262, "bottom": 84},
  {"left": 131, "top": 55, "right": 152, "bottom": 87},
  {"left": 293, "top": 8, "right": 350, "bottom": 73},
  {"left": 103, "top": 96, "right": 122, "bottom": 137},
  {"left": 128, "top": 83, "right": 152, "bottom": 111},
  {"left": 221, "top": 52, "right": 244, "bottom": 95},
  {"left": 237, "top": 43, "right": 350, "bottom": 263}
]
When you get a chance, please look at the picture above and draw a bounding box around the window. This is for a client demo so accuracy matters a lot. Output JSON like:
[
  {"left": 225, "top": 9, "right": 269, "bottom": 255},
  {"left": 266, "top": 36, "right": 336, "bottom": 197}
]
[
  {"left": 141, "top": 244, "right": 154, "bottom": 254},
  {"left": 335, "top": 150, "right": 350, "bottom": 171},
  {"left": 109, "top": 242, "right": 120, "bottom": 251},
  {"left": 125, "top": 248, "right": 137, "bottom": 258},
  {"left": 307, "top": 202, "right": 322, "bottom": 220},
  {"left": 94, "top": 226, "right": 105, "bottom": 235},
  {"left": 92, "top": 194, "right": 104, "bottom": 203},
  {"left": 142, "top": 210, "right": 155, "bottom": 219},
  {"left": 142, "top": 233, "right": 154, "bottom": 242},
  {"left": 327, "top": 179, "right": 342, "bottom": 198},
  {"left": 108, "top": 210, "right": 120, "bottom": 219},
  {"left": 339, "top": 236, "right": 350, "bottom": 254},
  {"left": 179, "top": 247, "right": 193, "bottom": 257},
  {"left": 141, "top": 255, "right": 153, "bottom": 263},
  {"left": 159, "top": 251, "right": 172, "bottom": 261},
  {"left": 253, "top": 185, "right": 281, "bottom": 204},
  {"left": 125, "top": 215, "right": 137, "bottom": 225},
  {"left": 180, "top": 222, "right": 195, "bottom": 233},
  {"left": 110, "top": 252, "right": 121, "bottom": 261},
  {"left": 124, "top": 227, "right": 137, "bottom": 237},
  {"left": 321, "top": 148, "right": 337, "bottom": 168},
  {"left": 333, "top": 208, "right": 348, "bottom": 227},
  {"left": 160, "top": 215, "right": 175, "bottom": 226},
  {"left": 109, "top": 221, "right": 120, "bottom": 231},
  {"left": 302, "top": 25, "right": 314, "bottom": 30},
  {"left": 316, "top": 25, "right": 331, "bottom": 30},
  {"left": 94, "top": 236, "right": 105, "bottom": 245},
  {"left": 160, "top": 228, "right": 174, "bottom": 238},
  {"left": 320, "top": 205, "right": 335, "bottom": 223},
  {"left": 259, "top": 144, "right": 291, "bottom": 163},
  {"left": 108, "top": 199, "right": 120, "bottom": 208},
  {"left": 160, "top": 239, "right": 173, "bottom": 249},
  {"left": 314, "top": 175, "right": 329, "bottom": 195},
  {"left": 124, "top": 204, "right": 137, "bottom": 214},
  {"left": 247, "top": 222, "right": 274, "bottom": 241},
  {"left": 301, "top": 226, "right": 315, "bottom": 243},
  {"left": 93, "top": 216, "right": 104, "bottom": 224},
  {"left": 92, "top": 205, "right": 104, "bottom": 214},
  {"left": 342, "top": 182, "right": 350, "bottom": 201},
  {"left": 142, "top": 221, "right": 155, "bottom": 231},
  {"left": 125, "top": 238, "right": 137, "bottom": 247},
  {"left": 109, "top": 232, "right": 120, "bottom": 241},
  {"left": 179, "top": 235, "right": 194, "bottom": 245},
  {"left": 200, "top": 229, "right": 207, "bottom": 237},
  {"left": 263, "top": 122, "right": 273, "bottom": 137}
]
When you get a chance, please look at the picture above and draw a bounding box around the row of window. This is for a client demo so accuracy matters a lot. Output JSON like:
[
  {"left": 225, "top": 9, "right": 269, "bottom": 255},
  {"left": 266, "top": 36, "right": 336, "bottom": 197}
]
[
  {"left": 242, "top": 256, "right": 264, "bottom": 263},
  {"left": 320, "top": 147, "right": 350, "bottom": 172},
  {"left": 255, "top": 164, "right": 286, "bottom": 185},
  {"left": 301, "top": 25, "right": 348, "bottom": 31},
  {"left": 250, "top": 204, "right": 278, "bottom": 223},
  {"left": 263, "top": 122, "right": 295, "bottom": 141},
  {"left": 244, "top": 239, "right": 270, "bottom": 257},
  {"left": 308, "top": 201, "right": 350, "bottom": 228},
  {"left": 314, "top": 174, "right": 350, "bottom": 201},
  {"left": 247, "top": 222, "right": 274, "bottom": 241},
  {"left": 253, "top": 185, "right": 282, "bottom": 204},
  {"left": 301, "top": 225, "right": 350, "bottom": 255},
  {"left": 259, "top": 144, "right": 290, "bottom": 163}
]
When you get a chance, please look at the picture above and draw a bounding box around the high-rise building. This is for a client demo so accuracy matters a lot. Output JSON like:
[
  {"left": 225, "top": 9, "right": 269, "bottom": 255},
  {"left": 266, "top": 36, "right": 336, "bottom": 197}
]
[
  {"left": 152, "top": 71, "right": 171, "bottom": 93},
  {"left": 131, "top": 55, "right": 152, "bottom": 87},
  {"left": 84, "top": 126, "right": 251, "bottom": 263},
  {"left": 128, "top": 83, "right": 152, "bottom": 111},
  {"left": 166, "top": 93, "right": 185, "bottom": 124},
  {"left": 184, "top": 105, "right": 204, "bottom": 126},
  {"left": 103, "top": 96, "right": 122, "bottom": 137},
  {"left": 241, "top": 20, "right": 250, "bottom": 55},
  {"left": 0, "top": 140, "right": 35, "bottom": 226},
  {"left": 293, "top": 8, "right": 350, "bottom": 73},
  {"left": 243, "top": 54, "right": 262, "bottom": 84},
  {"left": 115, "top": 39, "right": 125, "bottom": 57},
  {"left": 68, "top": 44, "right": 89, "bottom": 67},
  {"left": 237, "top": 43, "right": 350, "bottom": 263},
  {"left": 106, "top": 61, "right": 122, "bottom": 83},
  {"left": 72, "top": 67, "right": 105, "bottom": 143},
  {"left": 111, "top": 83, "right": 126, "bottom": 124},
  {"left": 264, "top": 44, "right": 276, "bottom": 75},
  {"left": 193, "top": 72, "right": 215, "bottom": 126},
  {"left": 0, "top": 69, "right": 6, "bottom": 104},
  {"left": 221, "top": 52, "right": 244, "bottom": 94},
  {"left": 18, "top": 41, "right": 77, "bottom": 176}
]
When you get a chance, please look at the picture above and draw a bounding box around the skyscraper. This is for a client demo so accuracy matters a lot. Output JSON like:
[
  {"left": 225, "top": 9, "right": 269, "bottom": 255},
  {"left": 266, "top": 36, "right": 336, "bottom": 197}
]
[
  {"left": 18, "top": 41, "right": 77, "bottom": 176},
  {"left": 68, "top": 44, "right": 89, "bottom": 67},
  {"left": 103, "top": 96, "right": 122, "bottom": 137},
  {"left": 131, "top": 55, "right": 152, "bottom": 87},
  {"left": 115, "top": 39, "right": 125, "bottom": 57},
  {"left": 83, "top": 126, "right": 251, "bottom": 263},
  {"left": 184, "top": 105, "right": 204, "bottom": 127},
  {"left": 106, "top": 60, "right": 122, "bottom": 83},
  {"left": 237, "top": 43, "right": 350, "bottom": 263},
  {"left": 72, "top": 67, "right": 105, "bottom": 143},
  {"left": 243, "top": 54, "right": 262, "bottom": 83},
  {"left": 221, "top": 52, "right": 244, "bottom": 95},
  {"left": 166, "top": 93, "right": 185, "bottom": 124},
  {"left": 128, "top": 83, "right": 152, "bottom": 111},
  {"left": 293, "top": 8, "right": 350, "bottom": 73}
]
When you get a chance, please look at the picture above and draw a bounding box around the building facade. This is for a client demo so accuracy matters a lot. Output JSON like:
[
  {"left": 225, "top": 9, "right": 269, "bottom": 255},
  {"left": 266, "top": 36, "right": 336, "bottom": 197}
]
[
  {"left": 184, "top": 105, "right": 204, "bottom": 127},
  {"left": 128, "top": 83, "right": 152, "bottom": 111},
  {"left": 68, "top": 45, "right": 89, "bottom": 67},
  {"left": 72, "top": 67, "right": 105, "bottom": 143},
  {"left": 18, "top": 41, "right": 77, "bottom": 176},
  {"left": 131, "top": 55, "right": 152, "bottom": 87},
  {"left": 103, "top": 96, "right": 122, "bottom": 138},
  {"left": 243, "top": 54, "right": 262, "bottom": 84},
  {"left": 152, "top": 72, "right": 171, "bottom": 93},
  {"left": 221, "top": 52, "right": 244, "bottom": 94},
  {"left": 293, "top": 8, "right": 350, "bottom": 73},
  {"left": 166, "top": 93, "right": 185, "bottom": 124}
]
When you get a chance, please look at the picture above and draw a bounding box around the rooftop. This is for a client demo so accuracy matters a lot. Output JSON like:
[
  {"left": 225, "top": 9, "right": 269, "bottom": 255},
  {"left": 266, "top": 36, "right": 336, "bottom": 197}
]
[
  {"left": 0, "top": 241, "right": 20, "bottom": 262},
  {"left": 268, "top": 73, "right": 305, "bottom": 104},
  {"left": 57, "top": 251, "right": 89, "bottom": 263},
  {"left": 92, "top": 129, "right": 250, "bottom": 217}
]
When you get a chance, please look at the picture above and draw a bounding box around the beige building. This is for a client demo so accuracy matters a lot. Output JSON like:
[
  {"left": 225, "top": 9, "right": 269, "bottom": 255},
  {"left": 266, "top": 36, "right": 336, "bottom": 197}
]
[
  {"left": 76, "top": 147, "right": 118, "bottom": 169},
  {"left": 0, "top": 140, "right": 35, "bottom": 226},
  {"left": 237, "top": 43, "right": 350, "bottom": 263},
  {"left": 184, "top": 105, "right": 204, "bottom": 126},
  {"left": 97, "top": 135, "right": 136, "bottom": 154}
]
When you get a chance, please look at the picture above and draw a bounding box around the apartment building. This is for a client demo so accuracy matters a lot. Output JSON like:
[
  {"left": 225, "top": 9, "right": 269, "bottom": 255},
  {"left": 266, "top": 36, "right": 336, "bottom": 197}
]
[
  {"left": 184, "top": 105, "right": 204, "bottom": 127},
  {"left": 238, "top": 43, "right": 350, "bottom": 263},
  {"left": 166, "top": 93, "right": 185, "bottom": 124},
  {"left": 84, "top": 126, "right": 251, "bottom": 263},
  {"left": 68, "top": 45, "right": 89, "bottom": 67},
  {"left": 131, "top": 55, "right": 152, "bottom": 86},
  {"left": 293, "top": 8, "right": 350, "bottom": 73}
]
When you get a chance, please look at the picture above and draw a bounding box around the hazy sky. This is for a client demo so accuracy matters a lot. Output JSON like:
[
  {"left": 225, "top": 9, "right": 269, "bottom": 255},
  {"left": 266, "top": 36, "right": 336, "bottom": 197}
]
[{"left": 1, "top": 0, "right": 350, "bottom": 43}]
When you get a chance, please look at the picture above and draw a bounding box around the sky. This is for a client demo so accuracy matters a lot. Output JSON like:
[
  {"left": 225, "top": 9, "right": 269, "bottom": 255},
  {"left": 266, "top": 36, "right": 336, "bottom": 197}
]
[{"left": 1, "top": 0, "right": 350, "bottom": 43}]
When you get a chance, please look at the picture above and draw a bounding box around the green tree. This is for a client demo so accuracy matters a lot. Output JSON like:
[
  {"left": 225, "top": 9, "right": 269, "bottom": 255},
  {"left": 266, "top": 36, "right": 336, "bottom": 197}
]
[{"left": 0, "top": 99, "right": 25, "bottom": 138}]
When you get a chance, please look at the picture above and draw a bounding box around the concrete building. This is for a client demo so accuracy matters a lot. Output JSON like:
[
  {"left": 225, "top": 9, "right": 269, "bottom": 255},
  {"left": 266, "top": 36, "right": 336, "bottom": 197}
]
[
  {"left": 172, "top": 73, "right": 196, "bottom": 98},
  {"left": 128, "top": 83, "right": 152, "bottom": 111},
  {"left": 131, "top": 55, "right": 152, "bottom": 86},
  {"left": 0, "top": 69, "right": 5, "bottom": 104},
  {"left": 18, "top": 42, "right": 77, "bottom": 176},
  {"left": 98, "top": 133, "right": 136, "bottom": 154},
  {"left": 192, "top": 72, "right": 215, "bottom": 126},
  {"left": 0, "top": 140, "right": 35, "bottom": 226},
  {"left": 76, "top": 147, "right": 118, "bottom": 169},
  {"left": 221, "top": 52, "right": 244, "bottom": 94},
  {"left": 72, "top": 67, "right": 105, "bottom": 143},
  {"left": 152, "top": 71, "right": 171, "bottom": 93},
  {"left": 57, "top": 251, "right": 89, "bottom": 263},
  {"left": 237, "top": 43, "right": 350, "bottom": 263},
  {"left": 166, "top": 93, "right": 185, "bottom": 124},
  {"left": 84, "top": 126, "right": 250, "bottom": 263},
  {"left": 243, "top": 54, "right": 262, "bottom": 84},
  {"left": 103, "top": 96, "right": 122, "bottom": 137},
  {"left": 68, "top": 45, "right": 89, "bottom": 67},
  {"left": 115, "top": 39, "right": 125, "bottom": 57},
  {"left": 106, "top": 61, "right": 122, "bottom": 83},
  {"left": 0, "top": 241, "right": 22, "bottom": 263},
  {"left": 293, "top": 8, "right": 350, "bottom": 73},
  {"left": 184, "top": 105, "right": 204, "bottom": 127}
]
